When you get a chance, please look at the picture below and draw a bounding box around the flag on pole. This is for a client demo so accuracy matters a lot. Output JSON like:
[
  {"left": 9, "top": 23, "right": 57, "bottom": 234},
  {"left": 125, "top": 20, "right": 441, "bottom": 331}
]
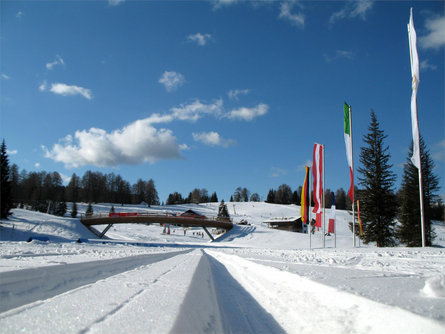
[
  {"left": 344, "top": 102, "right": 354, "bottom": 202},
  {"left": 300, "top": 166, "right": 310, "bottom": 223},
  {"left": 408, "top": 8, "right": 421, "bottom": 169},
  {"left": 357, "top": 200, "right": 364, "bottom": 237},
  {"left": 328, "top": 192, "right": 336, "bottom": 234},
  {"left": 312, "top": 143, "right": 323, "bottom": 227}
]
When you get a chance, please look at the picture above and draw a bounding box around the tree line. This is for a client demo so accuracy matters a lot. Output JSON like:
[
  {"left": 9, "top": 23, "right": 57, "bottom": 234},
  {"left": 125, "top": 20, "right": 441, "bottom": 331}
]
[{"left": 1, "top": 109, "right": 443, "bottom": 249}]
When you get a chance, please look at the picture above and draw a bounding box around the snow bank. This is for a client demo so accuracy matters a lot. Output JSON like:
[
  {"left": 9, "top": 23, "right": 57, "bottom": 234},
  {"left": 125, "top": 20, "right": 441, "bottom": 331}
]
[{"left": 423, "top": 275, "right": 445, "bottom": 298}]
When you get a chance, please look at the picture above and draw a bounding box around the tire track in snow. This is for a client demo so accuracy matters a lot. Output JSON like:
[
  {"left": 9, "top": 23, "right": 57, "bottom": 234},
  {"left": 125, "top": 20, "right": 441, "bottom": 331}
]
[
  {"left": 0, "top": 249, "right": 192, "bottom": 313},
  {"left": 0, "top": 249, "right": 201, "bottom": 333},
  {"left": 207, "top": 250, "right": 445, "bottom": 334},
  {"left": 81, "top": 251, "right": 196, "bottom": 334},
  {"left": 170, "top": 250, "right": 285, "bottom": 334}
]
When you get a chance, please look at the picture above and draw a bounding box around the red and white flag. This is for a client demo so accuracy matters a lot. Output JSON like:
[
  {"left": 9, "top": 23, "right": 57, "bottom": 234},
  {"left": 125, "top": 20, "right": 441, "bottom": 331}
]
[
  {"left": 328, "top": 192, "right": 336, "bottom": 234},
  {"left": 312, "top": 143, "right": 323, "bottom": 227}
]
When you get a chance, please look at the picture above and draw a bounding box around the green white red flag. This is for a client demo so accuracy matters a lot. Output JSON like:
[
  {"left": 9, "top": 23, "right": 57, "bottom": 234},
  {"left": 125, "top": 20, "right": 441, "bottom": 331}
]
[{"left": 344, "top": 102, "right": 354, "bottom": 202}]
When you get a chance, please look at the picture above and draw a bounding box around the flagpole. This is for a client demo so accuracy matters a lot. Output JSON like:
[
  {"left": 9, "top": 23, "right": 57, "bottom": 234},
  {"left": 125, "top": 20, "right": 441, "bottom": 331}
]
[
  {"left": 408, "top": 9, "right": 426, "bottom": 247},
  {"left": 322, "top": 144, "right": 326, "bottom": 248},
  {"left": 309, "top": 167, "right": 312, "bottom": 250},
  {"left": 349, "top": 105, "right": 356, "bottom": 247}
]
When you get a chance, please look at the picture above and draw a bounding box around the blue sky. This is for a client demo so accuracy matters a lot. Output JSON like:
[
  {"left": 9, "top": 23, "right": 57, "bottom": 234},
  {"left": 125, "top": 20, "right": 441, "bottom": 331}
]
[{"left": 1, "top": 0, "right": 444, "bottom": 203}]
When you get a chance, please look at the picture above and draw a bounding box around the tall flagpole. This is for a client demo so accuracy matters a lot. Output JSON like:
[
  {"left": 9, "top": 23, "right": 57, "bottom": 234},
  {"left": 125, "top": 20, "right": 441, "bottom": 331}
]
[
  {"left": 408, "top": 8, "right": 426, "bottom": 247},
  {"left": 309, "top": 167, "right": 312, "bottom": 250},
  {"left": 349, "top": 105, "right": 356, "bottom": 247},
  {"left": 322, "top": 144, "right": 326, "bottom": 248}
]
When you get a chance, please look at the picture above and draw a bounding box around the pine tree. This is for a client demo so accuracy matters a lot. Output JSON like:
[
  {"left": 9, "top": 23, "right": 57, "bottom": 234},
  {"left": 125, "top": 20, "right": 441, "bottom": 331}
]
[
  {"left": 358, "top": 111, "right": 398, "bottom": 247},
  {"left": 397, "top": 137, "right": 440, "bottom": 246},
  {"left": 266, "top": 189, "right": 276, "bottom": 203},
  {"left": 1, "top": 139, "right": 13, "bottom": 219},
  {"left": 71, "top": 202, "right": 78, "bottom": 218},
  {"left": 85, "top": 203, "right": 93, "bottom": 217},
  {"left": 54, "top": 202, "right": 67, "bottom": 217},
  {"left": 217, "top": 200, "right": 230, "bottom": 220},
  {"left": 145, "top": 179, "right": 159, "bottom": 207}
]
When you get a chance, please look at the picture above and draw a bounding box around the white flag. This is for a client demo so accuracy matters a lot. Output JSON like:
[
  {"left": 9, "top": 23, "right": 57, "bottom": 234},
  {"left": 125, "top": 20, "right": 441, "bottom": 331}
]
[{"left": 408, "top": 8, "right": 421, "bottom": 169}]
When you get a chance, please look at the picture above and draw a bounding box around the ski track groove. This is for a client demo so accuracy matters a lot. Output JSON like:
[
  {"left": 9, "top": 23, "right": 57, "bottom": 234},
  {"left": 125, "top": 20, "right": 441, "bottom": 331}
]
[{"left": 81, "top": 256, "right": 188, "bottom": 334}]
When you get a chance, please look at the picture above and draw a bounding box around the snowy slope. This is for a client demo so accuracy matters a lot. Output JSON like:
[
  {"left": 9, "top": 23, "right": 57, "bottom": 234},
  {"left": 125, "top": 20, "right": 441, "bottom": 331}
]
[{"left": 1, "top": 203, "right": 445, "bottom": 333}]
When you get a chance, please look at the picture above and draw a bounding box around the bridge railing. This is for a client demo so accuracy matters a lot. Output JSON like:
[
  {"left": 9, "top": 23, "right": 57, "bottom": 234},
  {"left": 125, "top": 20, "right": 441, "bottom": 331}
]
[{"left": 80, "top": 212, "right": 232, "bottom": 223}]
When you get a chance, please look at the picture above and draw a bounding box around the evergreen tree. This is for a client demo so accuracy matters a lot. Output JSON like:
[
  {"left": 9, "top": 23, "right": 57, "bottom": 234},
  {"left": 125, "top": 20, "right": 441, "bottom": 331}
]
[
  {"left": 335, "top": 188, "right": 347, "bottom": 210},
  {"left": 210, "top": 192, "right": 218, "bottom": 203},
  {"left": 275, "top": 184, "right": 292, "bottom": 204},
  {"left": 71, "top": 202, "right": 78, "bottom": 218},
  {"left": 266, "top": 189, "right": 276, "bottom": 203},
  {"left": 397, "top": 137, "right": 440, "bottom": 246},
  {"left": 250, "top": 193, "right": 260, "bottom": 202},
  {"left": 1, "top": 139, "right": 13, "bottom": 219},
  {"left": 85, "top": 203, "right": 94, "bottom": 217},
  {"left": 145, "top": 179, "right": 160, "bottom": 207},
  {"left": 54, "top": 202, "right": 67, "bottom": 217},
  {"left": 217, "top": 200, "right": 230, "bottom": 220},
  {"left": 358, "top": 111, "right": 398, "bottom": 247}
]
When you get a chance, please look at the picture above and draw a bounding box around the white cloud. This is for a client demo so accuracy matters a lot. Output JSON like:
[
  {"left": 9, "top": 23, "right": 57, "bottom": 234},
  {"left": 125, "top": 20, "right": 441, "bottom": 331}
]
[
  {"left": 46, "top": 55, "right": 65, "bottom": 70},
  {"left": 159, "top": 71, "right": 185, "bottom": 92},
  {"left": 279, "top": 1, "right": 305, "bottom": 27},
  {"left": 1, "top": 74, "right": 10, "bottom": 80},
  {"left": 108, "top": 0, "right": 125, "bottom": 6},
  {"left": 212, "top": 0, "right": 239, "bottom": 10},
  {"left": 433, "top": 139, "right": 445, "bottom": 162},
  {"left": 187, "top": 33, "right": 212, "bottom": 46},
  {"left": 49, "top": 83, "right": 92, "bottom": 100},
  {"left": 34, "top": 162, "right": 40, "bottom": 168},
  {"left": 324, "top": 49, "right": 355, "bottom": 62},
  {"left": 228, "top": 103, "right": 268, "bottom": 121},
  {"left": 330, "top": 0, "right": 374, "bottom": 24},
  {"left": 420, "top": 59, "right": 437, "bottom": 71},
  {"left": 39, "top": 80, "right": 48, "bottom": 92},
  {"left": 420, "top": 15, "right": 445, "bottom": 49},
  {"left": 228, "top": 89, "right": 250, "bottom": 101},
  {"left": 45, "top": 118, "right": 182, "bottom": 168},
  {"left": 193, "top": 131, "right": 235, "bottom": 148},
  {"left": 7, "top": 149, "right": 18, "bottom": 155},
  {"left": 271, "top": 167, "right": 287, "bottom": 178},
  {"left": 170, "top": 99, "right": 223, "bottom": 122},
  {"left": 16, "top": 11, "right": 24, "bottom": 18}
]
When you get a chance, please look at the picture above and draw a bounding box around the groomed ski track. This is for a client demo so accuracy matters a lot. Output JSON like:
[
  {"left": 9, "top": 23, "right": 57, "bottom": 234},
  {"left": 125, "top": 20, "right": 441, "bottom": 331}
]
[{"left": 1, "top": 249, "right": 444, "bottom": 334}]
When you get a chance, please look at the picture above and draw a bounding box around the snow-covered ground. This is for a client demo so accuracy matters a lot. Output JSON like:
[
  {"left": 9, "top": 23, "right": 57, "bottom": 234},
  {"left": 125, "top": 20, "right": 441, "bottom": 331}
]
[{"left": 1, "top": 203, "right": 444, "bottom": 333}]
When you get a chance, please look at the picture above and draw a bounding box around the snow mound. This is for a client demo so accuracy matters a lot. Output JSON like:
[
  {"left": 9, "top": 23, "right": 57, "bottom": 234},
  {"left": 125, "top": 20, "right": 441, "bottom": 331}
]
[{"left": 423, "top": 274, "right": 445, "bottom": 298}]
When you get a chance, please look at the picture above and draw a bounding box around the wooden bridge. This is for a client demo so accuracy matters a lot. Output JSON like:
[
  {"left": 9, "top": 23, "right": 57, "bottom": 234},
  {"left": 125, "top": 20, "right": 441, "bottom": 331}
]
[{"left": 80, "top": 212, "right": 233, "bottom": 241}]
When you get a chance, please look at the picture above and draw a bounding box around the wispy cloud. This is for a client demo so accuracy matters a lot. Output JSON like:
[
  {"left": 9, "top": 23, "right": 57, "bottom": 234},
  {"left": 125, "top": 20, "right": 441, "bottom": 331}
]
[
  {"left": 170, "top": 99, "right": 223, "bottom": 122},
  {"left": 7, "top": 149, "right": 18, "bottom": 155},
  {"left": 41, "top": 82, "right": 92, "bottom": 100},
  {"left": 227, "top": 103, "right": 268, "bottom": 121},
  {"left": 16, "top": 11, "right": 24, "bottom": 18},
  {"left": 192, "top": 131, "right": 235, "bottom": 148},
  {"left": 433, "top": 139, "right": 445, "bottom": 162},
  {"left": 108, "top": 0, "right": 125, "bottom": 6},
  {"left": 270, "top": 167, "right": 287, "bottom": 177},
  {"left": 212, "top": 0, "right": 240, "bottom": 10},
  {"left": 46, "top": 55, "right": 65, "bottom": 70},
  {"left": 159, "top": 71, "right": 185, "bottom": 92},
  {"left": 44, "top": 119, "right": 182, "bottom": 168},
  {"left": 329, "top": 0, "right": 374, "bottom": 24},
  {"left": 420, "top": 59, "right": 437, "bottom": 71},
  {"left": 324, "top": 49, "right": 355, "bottom": 62},
  {"left": 187, "top": 33, "right": 212, "bottom": 46},
  {"left": 228, "top": 89, "right": 250, "bottom": 101},
  {"left": 279, "top": 1, "right": 305, "bottom": 28},
  {"left": 1, "top": 74, "right": 10, "bottom": 80},
  {"left": 420, "top": 15, "right": 445, "bottom": 49}
]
